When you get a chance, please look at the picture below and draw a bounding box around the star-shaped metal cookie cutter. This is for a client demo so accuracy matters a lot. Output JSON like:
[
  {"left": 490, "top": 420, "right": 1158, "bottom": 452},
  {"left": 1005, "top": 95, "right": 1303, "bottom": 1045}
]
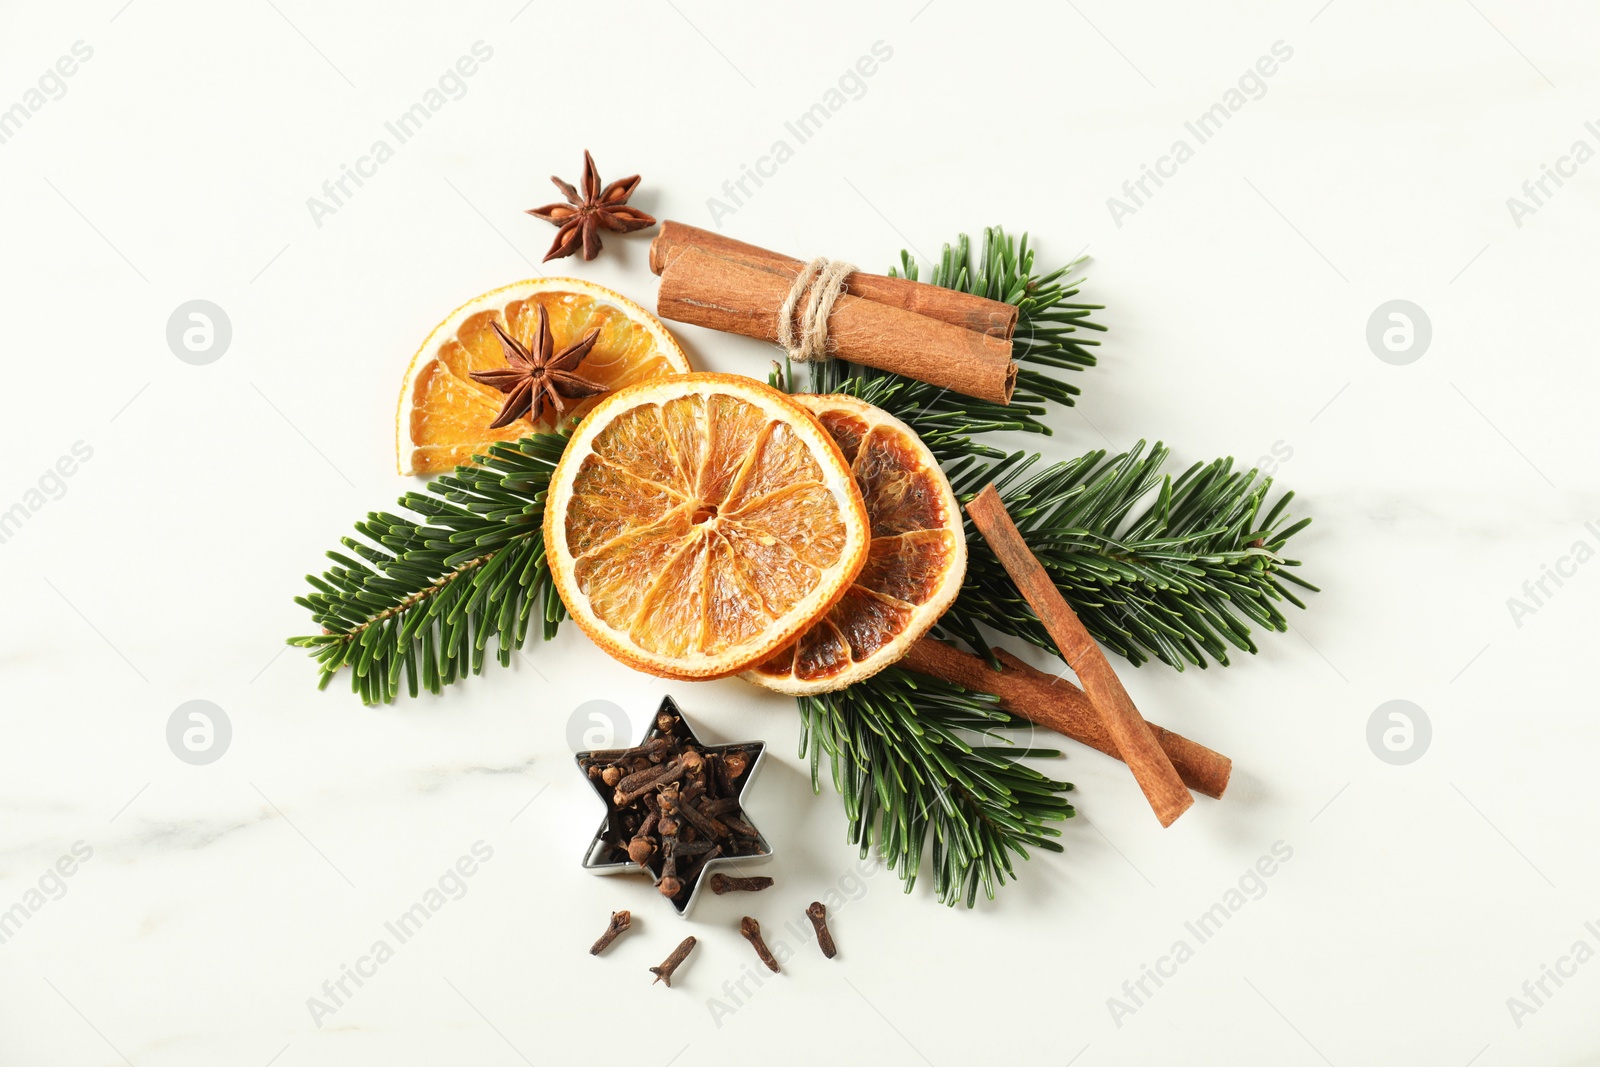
[{"left": 576, "top": 696, "right": 772, "bottom": 918}]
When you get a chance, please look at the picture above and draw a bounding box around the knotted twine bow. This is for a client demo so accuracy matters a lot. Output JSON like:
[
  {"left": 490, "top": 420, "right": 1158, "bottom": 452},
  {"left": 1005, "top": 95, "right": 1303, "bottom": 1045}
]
[{"left": 775, "top": 257, "right": 857, "bottom": 362}]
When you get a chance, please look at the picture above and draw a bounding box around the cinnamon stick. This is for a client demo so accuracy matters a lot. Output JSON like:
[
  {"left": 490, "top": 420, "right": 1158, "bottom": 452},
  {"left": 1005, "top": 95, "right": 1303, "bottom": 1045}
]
[
  {"left": 966, "top": 485, "right": 1194, "bottom": 827},
  {"left": 650, "top": 221, "right": 1018, "bottom": 339},
  {"left": 656, "top": 246, "right": 1017, "bottom": 404},
  {"left": 899, "top": 638, "right": 1231, "bottom": 800}
]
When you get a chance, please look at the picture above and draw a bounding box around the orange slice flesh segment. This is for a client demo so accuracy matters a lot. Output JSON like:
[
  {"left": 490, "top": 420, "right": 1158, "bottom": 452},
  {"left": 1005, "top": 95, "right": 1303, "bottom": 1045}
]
[
  {"left": 396, "top": 278, "right": 691, "bottom": 475},
  {"left": 545, "top": 374, "right": 871, "bottom": 680},
  {"left": 743, "top": 393, "right": 967, "bottom": 695}
]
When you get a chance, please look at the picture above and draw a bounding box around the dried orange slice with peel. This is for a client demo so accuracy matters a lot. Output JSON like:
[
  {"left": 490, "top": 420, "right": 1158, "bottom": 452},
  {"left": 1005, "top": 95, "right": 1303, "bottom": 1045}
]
[
  {"left": 545, "top": 373, "right": 871, "bottom": 680},
  {"left": 743, "top": 393, "right": 967, "bottom": 694},
  {"left": 396, "top": 278, "right": 690, "bottom": 475}
]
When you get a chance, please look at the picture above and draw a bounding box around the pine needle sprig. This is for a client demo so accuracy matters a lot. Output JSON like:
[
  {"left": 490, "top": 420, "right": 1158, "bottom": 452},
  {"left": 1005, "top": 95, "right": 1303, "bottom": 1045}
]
[
  {"left": 287, "top": 434, "right": 568, "bottom": 705},
  {"left": 814, "top": 227, "right": 1104, "bottom": 435},
  {"left": 797, "top": 667, "right": 1075, "bottom": 907},
  {"left": 937, "top": 443, "right": 1317, "bottom": 670}
]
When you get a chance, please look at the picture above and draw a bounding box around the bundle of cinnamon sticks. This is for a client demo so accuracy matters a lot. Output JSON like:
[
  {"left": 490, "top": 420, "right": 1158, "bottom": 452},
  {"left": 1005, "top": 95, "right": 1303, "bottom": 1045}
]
[
  {"left": 922, "top": 486, "right": 1232, "bottom": 827},
  {"left": 649, "top": 221, "right": 1019, "bottom": 403},
  {"left": 900, "top": 639, "right": 1232, "bottom": 803}
]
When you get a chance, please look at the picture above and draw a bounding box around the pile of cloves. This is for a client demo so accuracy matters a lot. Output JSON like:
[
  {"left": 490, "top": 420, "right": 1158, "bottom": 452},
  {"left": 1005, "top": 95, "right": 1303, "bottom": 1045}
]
[
  {"left": 587, "top": 887, "right": 845, "bottom": 987},
  {"left": 579, "top": 707, "right": 767, "bottom": 909}
]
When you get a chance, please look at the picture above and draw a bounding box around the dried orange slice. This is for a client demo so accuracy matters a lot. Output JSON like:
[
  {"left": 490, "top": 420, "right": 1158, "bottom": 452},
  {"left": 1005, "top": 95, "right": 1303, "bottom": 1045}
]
[
  {"left": 545, "top": 373, "right": 871, "bottom": 680},
  {"left": 396, "top": 278, "right": 690, "bottom": 475},
  {"left": 743, "top": 394, "right": 967, "bottom": 694}
]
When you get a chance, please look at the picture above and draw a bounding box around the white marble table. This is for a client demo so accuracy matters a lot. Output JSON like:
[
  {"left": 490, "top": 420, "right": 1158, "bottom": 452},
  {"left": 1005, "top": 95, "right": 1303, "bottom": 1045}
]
[{"left": 3, "top": 2, "right": 1597, "bottom": 1064}]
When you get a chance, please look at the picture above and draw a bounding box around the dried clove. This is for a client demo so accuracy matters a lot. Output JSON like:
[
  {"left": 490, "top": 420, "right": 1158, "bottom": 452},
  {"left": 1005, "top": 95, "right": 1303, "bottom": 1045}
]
[
  {"left": 739, "top": 916, "right": 780, "bottom": 973},
  {"left": 657, "top": 786, "right": 685, "bottom": 898},
  {"left": 650, "top": 935, "right": 697, "bottom": 987},
  {"left": 627, "top": 812, "right": 659, "bottom": 866},
  {"left": 589, "top": 910, "right": 632, "bottom": 955},
  {"left": 677, "top": 795, "right": 729, "bottom": 840},
  {"left": 657, "top": 782, "right": 682, "bottom": 838},
  {"left": 586, "top": 737, "right": 671, "bottom": 763},
  {"left": 614, "top": 756, "right": 688, "bottom": 806},
  {"left": 708, "top": 753, "right": 732, "bottom": 796},
  {"left": 657, "top": 840, "right": 682, "bottom": 899},
  {"left": 710, "top": 873, "right": 774, "bottom": 895},
  {"left": 681, "top": 776, "right": 707, "bottom": 805},
  {"left": 657, "top": 871, "right": 682, "bottom": 899},
  {"left": 806, "top": 902, "right": 836, "bottom": 959},
  {"left": 678, "top": 844, "right": 722, "bottom": 886},
  {"left": 721, "top": 813, "right": 761, "bottom": 840}
]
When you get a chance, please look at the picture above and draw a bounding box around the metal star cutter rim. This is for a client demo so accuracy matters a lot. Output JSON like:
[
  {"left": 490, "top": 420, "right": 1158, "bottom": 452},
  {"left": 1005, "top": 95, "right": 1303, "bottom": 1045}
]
[{"left": 575, "top": 696, "right": 772, "bottom": 918}]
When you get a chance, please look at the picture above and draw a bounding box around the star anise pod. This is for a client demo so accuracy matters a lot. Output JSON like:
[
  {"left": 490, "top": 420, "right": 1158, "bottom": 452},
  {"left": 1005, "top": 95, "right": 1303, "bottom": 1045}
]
[
  {"left": 469, "top": 306, "right": 606, "bottom": 428},
  {"left": 526, "top": 150, "right": 656, "bottom": 262}
]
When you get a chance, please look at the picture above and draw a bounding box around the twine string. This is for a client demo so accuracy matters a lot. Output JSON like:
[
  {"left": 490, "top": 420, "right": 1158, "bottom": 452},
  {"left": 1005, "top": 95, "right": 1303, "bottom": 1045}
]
[{"left": 776, "top": 256, "right": 856, "bottom": 362}]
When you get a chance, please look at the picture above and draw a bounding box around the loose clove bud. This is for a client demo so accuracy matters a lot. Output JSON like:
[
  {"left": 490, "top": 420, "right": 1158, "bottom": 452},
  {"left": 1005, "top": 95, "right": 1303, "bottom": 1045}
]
[
  {"left": 586, "top": 737, "right": 671, "bottom": 763},
  {"left": 806, "top": 901, "right": 836, "bottom": 959},
  {"left": 710, "top": 873, "right": 774, "bottom": 895},
  {"left": 650, "top": 936, "right": 697, "bottom": 987},
  {"left": 657, "top": 804, "right": 683, "bottom": 899},
  {"left": 678, "top": 844, "right": 722, "bottom": 886},
  {"left": 677, "top": 796, "right": 729, "bottom": 840},
  {"left": 627, "top": 812, "right": 659, "bottom": 867},
  {"left": 739, "top": 916, "right": 780, "bottom": 973},
  {"left": 589, "top": 910, "right": 632, "bottom": 955},
  {"left": 721, "top": 813, "right": 761, "bottom": 840},
  {"left": 614, "top": 756, "right": 688, "bottom": 806}
]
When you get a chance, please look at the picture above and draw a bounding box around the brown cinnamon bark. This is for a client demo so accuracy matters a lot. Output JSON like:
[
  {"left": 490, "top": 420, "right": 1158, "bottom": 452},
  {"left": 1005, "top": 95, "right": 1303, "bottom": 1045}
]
[
  {"left": 650, "top": 221, "right": 1018, "bottom": 339},
  {"left": 899, "top": 639, "right": 1231, "bottom": 800},
  {"left": 657, "top": 246, "right": 1017, "bottom": 404},
  {"left": 966, "top": 485, "right": 1194, "bottom": 827}
]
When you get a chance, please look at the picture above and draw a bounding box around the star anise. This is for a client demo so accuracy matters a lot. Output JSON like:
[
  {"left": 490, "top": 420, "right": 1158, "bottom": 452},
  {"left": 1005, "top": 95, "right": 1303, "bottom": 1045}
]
[
  {"left": 469, "top": 306, "right": 605, "bottom": 428},
  {"left": 526, "top": 150, "right": 656, "bottom": 262}
]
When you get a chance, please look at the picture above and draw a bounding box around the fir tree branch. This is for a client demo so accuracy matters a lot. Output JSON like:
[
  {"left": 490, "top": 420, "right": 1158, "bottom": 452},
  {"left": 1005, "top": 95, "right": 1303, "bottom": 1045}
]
[
  {"left": 287, "top": 434, "right": 568, "bottom": 705},
  {"left": 938, "top": 443, "right": 1317, "bottom": 670},
  {"left": 798, "top": 667, "right": 1074, "bottom": 907}
]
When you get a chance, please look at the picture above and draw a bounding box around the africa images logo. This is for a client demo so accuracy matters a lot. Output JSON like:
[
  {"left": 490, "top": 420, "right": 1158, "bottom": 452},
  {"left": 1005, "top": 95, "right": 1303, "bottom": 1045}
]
[
  {"left": 1105, "top": 841, "right": 1295, "bottom": 1027},
  {"left": 305, "top": 42, "right": 494, "bottom": 228},
  {"left": 0, "top": 442, "right": 94, "bottom": 547},
  {"left": 0, "top": 41, "right": 94, "bottom": 147},
  {"left": 1107, "top": 41, "right": 1294, "bottom": 227}
]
